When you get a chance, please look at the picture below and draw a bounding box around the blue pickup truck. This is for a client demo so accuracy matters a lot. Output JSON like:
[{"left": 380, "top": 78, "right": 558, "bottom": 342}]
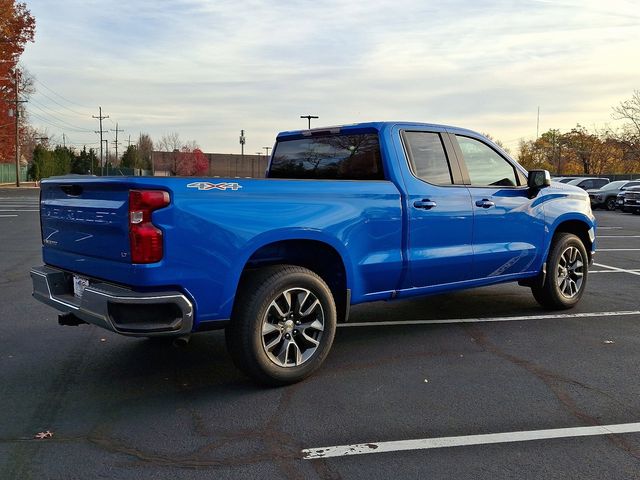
[{"left": 31, "top": 122, "right": 596, "bottom": 384}]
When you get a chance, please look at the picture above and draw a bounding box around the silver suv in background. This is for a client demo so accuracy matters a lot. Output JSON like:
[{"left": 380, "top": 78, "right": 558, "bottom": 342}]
[
  {"left": 590, "top": 180, "right": 640, "bottom": 211},
  {"left": 566, "top": 177, "right": 610, "bottom": 190}
]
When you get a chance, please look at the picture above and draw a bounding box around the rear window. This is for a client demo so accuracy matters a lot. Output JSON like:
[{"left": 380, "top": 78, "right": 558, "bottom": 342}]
[{"left": 268, "top": 133, "right": 384, "bottom": 180}]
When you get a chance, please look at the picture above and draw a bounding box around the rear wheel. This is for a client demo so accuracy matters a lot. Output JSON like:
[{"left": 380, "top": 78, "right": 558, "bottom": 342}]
[
  {"left": 226, "top": 265, "right": 337, "bottom": 386},
  {"left": 531, "top": 233, "right": 588, "bottom": 310},
  {"left": 605, "top": 197, "right": 617, "bottom": 211}
]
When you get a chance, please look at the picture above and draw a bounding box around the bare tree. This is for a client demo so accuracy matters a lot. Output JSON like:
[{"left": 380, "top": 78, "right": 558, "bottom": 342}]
[
  {"left": 158, "top": 132, "right": 181, "bottom": 152},
  {"left": 612, "top": 90, "right": 640, "bottom": 137}
]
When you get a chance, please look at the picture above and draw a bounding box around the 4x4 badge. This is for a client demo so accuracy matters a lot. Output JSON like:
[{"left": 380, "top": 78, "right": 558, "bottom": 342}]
[{"left": 187, "top": 182, "right": 242, "bottom": 191}]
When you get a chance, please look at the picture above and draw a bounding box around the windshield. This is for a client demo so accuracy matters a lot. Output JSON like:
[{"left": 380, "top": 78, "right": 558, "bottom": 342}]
[{"left": 602, "top": 180, "right": 627, "bottom": 190}]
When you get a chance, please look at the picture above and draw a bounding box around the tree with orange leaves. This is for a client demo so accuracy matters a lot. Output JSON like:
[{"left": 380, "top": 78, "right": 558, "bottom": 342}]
[{"left": 0, "top": 0, "right": 35, "bottom": 163}]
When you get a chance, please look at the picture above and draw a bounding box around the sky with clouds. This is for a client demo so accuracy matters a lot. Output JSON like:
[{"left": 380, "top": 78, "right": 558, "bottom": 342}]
[{"left": 20, "top": 0, "right": 640, "bottom": 155}]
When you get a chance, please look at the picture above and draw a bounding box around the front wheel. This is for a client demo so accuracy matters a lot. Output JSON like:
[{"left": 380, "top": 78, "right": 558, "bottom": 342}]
[
  {"left": 605, "top": 197, "right": 617, "bottom": 211},
  {"left": 226, "top": 265, "right": 337, "bottom": 386},
  {"left": 531, "top": 233, "right": 588, "bottom": 310}
]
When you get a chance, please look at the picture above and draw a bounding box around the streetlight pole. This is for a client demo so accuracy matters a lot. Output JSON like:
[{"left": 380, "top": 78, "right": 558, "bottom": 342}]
[{"left": 300, "top": 115, "right": 318, "bottom": 129}]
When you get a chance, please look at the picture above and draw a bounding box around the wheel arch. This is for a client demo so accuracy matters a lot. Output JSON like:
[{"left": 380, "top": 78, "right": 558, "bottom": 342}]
[
  {"left": 234, "top": 235, "right": 352, "bottom": 323},
  {"left": 549, "top": 217, "right": 595, "bottom": 263}
]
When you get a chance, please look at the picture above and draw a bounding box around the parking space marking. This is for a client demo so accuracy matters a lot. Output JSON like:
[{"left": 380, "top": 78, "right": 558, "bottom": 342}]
[
  {"left": 302, "top": 422, "right": 640, "bottom": 459},
  {"left": 596, "top": 249, "right": 640, "bottom": 252},
  {"left": 598, "top": 235, "right": 640, "bottom": 238},
  {"left": 339, "top": 310, "right": 640, "bottom": 328},
  {"left": 598, "top": 227, "right": 623, "bottom": 230},
  {"left": 590, "top": 269, "right": 640, "bottom": 273},
  {"left": 0, "top": 214, "right": 17, "bottom": 217},
  {"left": 593, "top": 263, "right": 640, "bottom": 277},
  {"left": 0, "top": 209, "right": 38, "bottom": 212}
]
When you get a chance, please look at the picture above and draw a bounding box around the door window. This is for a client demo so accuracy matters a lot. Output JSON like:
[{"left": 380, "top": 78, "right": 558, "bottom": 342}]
[
  {"left": 456, "top": 136, "right": 519, "bottom": 187},
  {"left": 403, "top": 132, "right": 453, "bottom": 185}
]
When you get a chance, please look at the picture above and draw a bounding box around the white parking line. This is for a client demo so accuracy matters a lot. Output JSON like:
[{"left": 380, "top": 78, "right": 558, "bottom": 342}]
[
  {"left": 593, "top": 263, "right": 640, "bottom": 277},
  {"left": 0, "top": 209, "right": 38, "bottom": 212},
  {"left": 0, "top": 214, "right": 17, "bottom": 218},
  {"left": 598, "top": 227, "right": 623, "bottom": 230},
  {"left": 597, "top": 249, "right": 640, "bottom": 252},
  {"left": 598, "top": 235, "right": 640, "bottom": 238},
  {"left": 338, "top": 310, "right": 640, "bottom": 328},
  {"left": 590, "top": 269, "right": 640, "bottom": 273},
  {"left": 302, "top": 422, "right": 640, "bottom": 459}
]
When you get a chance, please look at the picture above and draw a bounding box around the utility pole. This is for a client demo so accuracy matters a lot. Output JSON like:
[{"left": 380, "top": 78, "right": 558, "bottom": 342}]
[
  {"left": 62, "top": 133, "right": 66, "bottom": 148},
  {"left": 11, "top": 70, "right": 27, "bottom": 187},
  {"left": 536, "top": 106, "right": 540, "bottom": 139},
  {"left": 300, "top": 115, "right": 318, "bottom": 129},
  {"left": 238, "top": 130, "right": 246, "bottom": 178},
  {"left": 127, "top": 134, "right": 132, "bottom": 148},
  {"left": 93, "top": 106, "right": 109, "bottom": 175},
  {"left": 102, "top": 139, "right": 109, "bottom": 175},
  {"left": 263, "top": 146, "right": 271, "bottom": 158},
  {"left": 111, "top": 122, "right": 124, "bottom": 163}
]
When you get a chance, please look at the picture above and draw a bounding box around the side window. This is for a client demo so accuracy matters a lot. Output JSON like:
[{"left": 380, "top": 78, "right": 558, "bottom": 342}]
[
  {"left": 456, "top": 136, "right": 519, "bottom": 187},
  {"left": 579, "top": 180, "right": 592, "bottom": 190},
  {"left": 403, "top": 131, "right": 453, "bottom": 185}
]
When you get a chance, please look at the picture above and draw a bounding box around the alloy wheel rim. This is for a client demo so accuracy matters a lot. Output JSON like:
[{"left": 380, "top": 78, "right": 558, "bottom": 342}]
[
  {"left": 261, "top": 288, "right": 324, "bottom": 368},
  {"left": 556, "top": 246, "right": 584, "bottom": 299}
]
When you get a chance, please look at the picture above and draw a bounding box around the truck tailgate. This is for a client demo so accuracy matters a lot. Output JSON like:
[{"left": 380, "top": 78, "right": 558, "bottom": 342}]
[{"left": 40, "top": 180, "right": 131, "bottom": 263}]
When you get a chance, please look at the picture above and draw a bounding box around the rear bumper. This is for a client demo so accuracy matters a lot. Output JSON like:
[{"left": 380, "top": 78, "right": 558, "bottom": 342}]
[{"left": 30, "top": 265, "right": 194, "bottom": 336}]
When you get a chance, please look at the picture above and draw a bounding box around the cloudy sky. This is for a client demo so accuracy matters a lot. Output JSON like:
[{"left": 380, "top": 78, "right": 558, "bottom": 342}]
[{"left": 21, "top": 0, "right": 640, "bottom": 155}]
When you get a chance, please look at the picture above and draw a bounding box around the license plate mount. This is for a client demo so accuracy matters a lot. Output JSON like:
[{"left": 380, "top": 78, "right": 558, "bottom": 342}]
[{"left": 73, "top": 275, "right": 90, "bottom": 298}]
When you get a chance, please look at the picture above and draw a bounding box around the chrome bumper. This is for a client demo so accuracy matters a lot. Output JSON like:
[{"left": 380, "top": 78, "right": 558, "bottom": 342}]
[{"left": 30, "top": 265, "right": 194, "bottom": 336}]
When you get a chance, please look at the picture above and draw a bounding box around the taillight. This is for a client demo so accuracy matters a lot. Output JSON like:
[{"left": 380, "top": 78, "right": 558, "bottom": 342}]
[{"left": 129, "top": 189, "right": 170, "bottom": 263}]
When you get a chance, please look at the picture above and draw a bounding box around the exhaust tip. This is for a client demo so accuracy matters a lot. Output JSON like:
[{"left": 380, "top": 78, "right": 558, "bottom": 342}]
[
  {"left": 58, "top": 313, "right": 87, "bottom": 327},
  {"left": 173, "top": 335, "right": 190, "bottom": 347}
]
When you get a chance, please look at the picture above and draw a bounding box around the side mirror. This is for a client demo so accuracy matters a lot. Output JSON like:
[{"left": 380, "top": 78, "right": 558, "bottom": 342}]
[{"left": 527, "top": 170, "right": 551, "bottom": 190}]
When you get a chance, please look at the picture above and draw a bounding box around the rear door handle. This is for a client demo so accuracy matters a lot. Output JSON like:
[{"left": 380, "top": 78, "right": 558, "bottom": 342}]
[
  {"left": 475, "top": 199, "right": 495, "bottom": 209},
  {"left": 413, "top": 199, "right": 437, "bottom": 210}
]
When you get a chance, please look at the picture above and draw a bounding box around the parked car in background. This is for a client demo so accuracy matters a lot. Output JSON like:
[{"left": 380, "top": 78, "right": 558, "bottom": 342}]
[
  {"left": 552, "top": 177, "right": 573, "bottom": 183},
  {"left": 590, "top": 180, "right": 640, "bottom": 211},
  {"left": 566, "top": 177, "right": 609, "bottom": 191},
  {"left": 619, "top": 185, "right": 640, "bottom": 214}
]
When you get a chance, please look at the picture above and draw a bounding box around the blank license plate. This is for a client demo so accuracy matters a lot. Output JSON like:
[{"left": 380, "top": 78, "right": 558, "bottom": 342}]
[{"left": 73, "top": 276, "right": 90, "bottom": 298}]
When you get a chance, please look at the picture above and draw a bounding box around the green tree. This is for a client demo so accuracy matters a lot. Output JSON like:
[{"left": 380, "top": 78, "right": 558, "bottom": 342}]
[
  {"left": 71, "top": 146, "right": 96, "bottom": 174},
  {"left": 137, "top": 133, "right": 153, "bottom": 170},
  {"left": 120, "top": 145, "right": 139, "bottom": 168}
]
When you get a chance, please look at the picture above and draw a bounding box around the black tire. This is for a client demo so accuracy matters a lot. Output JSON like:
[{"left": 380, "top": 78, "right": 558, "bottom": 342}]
[
  {"left": 632, "top": 208, "right": 640, "bottom": 215},
  {"left": 531, "top": 233, "right": 588, "bottom": 310},
  {"left": 225, "top": 265, "right": 337, "bottom": 386},
  {"left": 605, "top": 197, "right": 617, "bottom": 211}
]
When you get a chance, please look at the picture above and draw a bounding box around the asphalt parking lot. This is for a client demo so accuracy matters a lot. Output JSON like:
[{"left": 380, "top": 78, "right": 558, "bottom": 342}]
[{"left": 1, "top": 188, "right": 639, "bottom": 479}]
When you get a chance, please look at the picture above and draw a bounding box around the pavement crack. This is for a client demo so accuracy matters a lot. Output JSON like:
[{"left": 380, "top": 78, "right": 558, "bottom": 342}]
[{"left": 463, "top": 324, "right": 640, "bottom": 460}]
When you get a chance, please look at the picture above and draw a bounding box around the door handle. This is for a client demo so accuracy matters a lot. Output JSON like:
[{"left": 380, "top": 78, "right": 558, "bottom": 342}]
[
  {"left": 413, "top": 199, "right": 437, "bottom": 210},
  {"left": 475, "top": 199, "right": 495, "bottom": 209}
]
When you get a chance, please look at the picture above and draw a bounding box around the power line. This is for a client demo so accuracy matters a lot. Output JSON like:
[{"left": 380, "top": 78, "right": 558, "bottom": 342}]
[
  {"left": 33, "top": 77, "right": 94, "bottom": 110},
  {"left": 32, "top": 88, "right": 91, "bottom": 117},
  {"left": 27, "top": 101, "right": 93, "bottom": 132},
  {"left": 29, "top": 111, "right": 93, "bottom": 133},
  {"left": 29, "top": 96, "right": 90, "bottom": 121}
]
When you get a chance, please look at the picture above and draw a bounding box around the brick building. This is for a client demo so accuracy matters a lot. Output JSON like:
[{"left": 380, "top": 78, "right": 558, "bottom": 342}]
[{"left": 152, "top": 151, "right": 269, "bottom": 178}]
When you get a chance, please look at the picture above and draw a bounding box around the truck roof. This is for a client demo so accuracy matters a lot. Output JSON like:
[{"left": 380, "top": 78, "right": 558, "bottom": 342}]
[{"left": 276, "top": 121, "right": 480, "bottom": 140}]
